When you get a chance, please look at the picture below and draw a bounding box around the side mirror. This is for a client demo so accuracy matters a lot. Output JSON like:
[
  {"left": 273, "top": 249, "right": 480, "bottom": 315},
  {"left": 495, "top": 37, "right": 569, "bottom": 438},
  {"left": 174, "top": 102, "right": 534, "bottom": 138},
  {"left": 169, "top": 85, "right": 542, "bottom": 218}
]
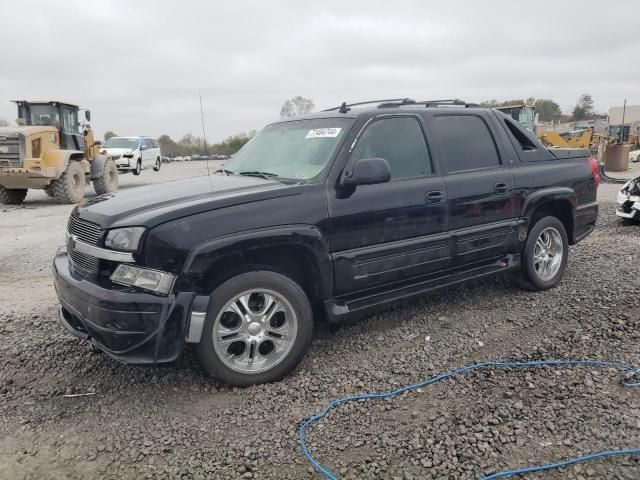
[
  {"left": 140, "top": 144, "right": 148, "bottom": 150},
  {"left": 85, "top": 110, "right": 91, "bottom": 121},
  {"left": 341, "top": 158, "right": 391, "bottom": 187}
]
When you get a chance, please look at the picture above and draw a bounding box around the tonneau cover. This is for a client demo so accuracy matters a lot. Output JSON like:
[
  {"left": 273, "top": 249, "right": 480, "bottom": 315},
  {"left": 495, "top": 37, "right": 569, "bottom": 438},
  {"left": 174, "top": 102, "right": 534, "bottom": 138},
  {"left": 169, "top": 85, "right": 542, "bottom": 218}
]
[{"left": 547, "top": 148, "right": 591, "bottom": 159}]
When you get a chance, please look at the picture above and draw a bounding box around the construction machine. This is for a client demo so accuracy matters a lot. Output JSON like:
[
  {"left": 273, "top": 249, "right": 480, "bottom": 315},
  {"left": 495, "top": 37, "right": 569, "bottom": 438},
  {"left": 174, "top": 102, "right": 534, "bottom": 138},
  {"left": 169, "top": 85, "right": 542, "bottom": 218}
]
[
  {"left": 495, "top": 104, "right": 536, "bottom": 133},
  {"left": 540, "top": 128, "right": 593, "bottom": 149},
  {"left": 0, "top": 101, "right": 118, "bottom": 204}
]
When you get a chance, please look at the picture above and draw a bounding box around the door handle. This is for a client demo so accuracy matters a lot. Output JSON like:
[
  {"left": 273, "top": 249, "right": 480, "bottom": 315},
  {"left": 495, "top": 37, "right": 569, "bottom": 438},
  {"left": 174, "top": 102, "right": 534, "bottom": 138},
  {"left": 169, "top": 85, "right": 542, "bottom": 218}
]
[
  {"left": 494, "top": 183, "right": 509, "bottom": 195},
  {"left": 426, "top": 190, "right": 444, "bottom": 204}
]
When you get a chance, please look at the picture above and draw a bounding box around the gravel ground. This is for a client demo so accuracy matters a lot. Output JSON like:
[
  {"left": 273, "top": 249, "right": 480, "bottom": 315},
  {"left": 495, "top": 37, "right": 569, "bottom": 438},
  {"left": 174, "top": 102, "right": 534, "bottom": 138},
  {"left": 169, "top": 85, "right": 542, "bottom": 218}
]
[{"left": 0, "top": 169, "right": 638, "bottom": 480}]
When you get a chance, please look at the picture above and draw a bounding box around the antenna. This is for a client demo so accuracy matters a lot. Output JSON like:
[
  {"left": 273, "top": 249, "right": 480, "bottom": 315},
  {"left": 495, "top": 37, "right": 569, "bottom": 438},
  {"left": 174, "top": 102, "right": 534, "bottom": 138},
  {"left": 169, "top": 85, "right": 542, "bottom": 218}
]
[{"left": 199, "top": 94, "right": 214, "bottom": 191}]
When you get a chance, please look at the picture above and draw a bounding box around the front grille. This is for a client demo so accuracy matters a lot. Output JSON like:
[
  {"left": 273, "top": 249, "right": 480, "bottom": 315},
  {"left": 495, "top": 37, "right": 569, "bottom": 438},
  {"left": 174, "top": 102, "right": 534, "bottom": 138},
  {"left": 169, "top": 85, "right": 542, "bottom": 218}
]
[
  {"left": 67, "top": 214, "right": 102, "bottom": 274},
  {"left": 0, "top": 134, "right": 22, "bottom": 168},
  {"left": 67, "top": 215, "right": 102, "bottom": 246},
  {"left": 69, "top": 248, "right": 99, "bottom": 273}
]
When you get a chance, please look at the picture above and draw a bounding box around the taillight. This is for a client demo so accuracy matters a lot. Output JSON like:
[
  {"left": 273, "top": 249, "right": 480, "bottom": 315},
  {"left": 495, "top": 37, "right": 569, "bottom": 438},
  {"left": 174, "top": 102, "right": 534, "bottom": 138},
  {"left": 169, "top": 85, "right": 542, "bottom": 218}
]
[{"left": 587, "top": 156, "right": 600, "bottom": 189}]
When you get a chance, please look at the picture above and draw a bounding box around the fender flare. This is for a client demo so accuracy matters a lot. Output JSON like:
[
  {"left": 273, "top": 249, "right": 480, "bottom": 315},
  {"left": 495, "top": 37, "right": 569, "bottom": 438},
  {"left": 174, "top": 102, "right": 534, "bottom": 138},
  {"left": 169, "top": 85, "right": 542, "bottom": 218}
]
[
  {"left": 521, "top": 187, "right": 577, "bottom": 221},
  {"left": 42, "top": 149, "right": 84, "bottom": 171},
  {"left": 181, "top": 224, "right": 333, "bottom": 300}
]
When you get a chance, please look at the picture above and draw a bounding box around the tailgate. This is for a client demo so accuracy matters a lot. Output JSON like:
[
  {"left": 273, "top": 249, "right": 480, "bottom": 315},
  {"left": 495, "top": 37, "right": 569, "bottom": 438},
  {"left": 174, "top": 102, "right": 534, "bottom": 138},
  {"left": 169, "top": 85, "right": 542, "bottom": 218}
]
[{"left": 547, "top": 148, "right": 591, "bottom": 159}]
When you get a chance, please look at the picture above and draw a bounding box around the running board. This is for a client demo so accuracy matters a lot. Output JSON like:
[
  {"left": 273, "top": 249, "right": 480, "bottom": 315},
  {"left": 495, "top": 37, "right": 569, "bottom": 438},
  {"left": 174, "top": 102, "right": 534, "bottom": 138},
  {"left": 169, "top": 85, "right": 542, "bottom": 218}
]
[{"left": 324, "top": 255, "right": 520, "bottom": 322}]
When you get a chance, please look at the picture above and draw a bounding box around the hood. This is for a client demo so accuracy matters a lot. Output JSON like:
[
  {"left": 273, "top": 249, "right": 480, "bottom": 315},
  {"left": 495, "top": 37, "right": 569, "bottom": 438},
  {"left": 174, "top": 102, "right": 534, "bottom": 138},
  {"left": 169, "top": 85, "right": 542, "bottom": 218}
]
[
  {"left": 621, "top": 176, "right": 640, "bottom": 197},
  {"left": 102, "top": 147, "right": 136, "bottom": 155},
  {"left": 76, "top": 174, "right": 302, "bottom": 229}
]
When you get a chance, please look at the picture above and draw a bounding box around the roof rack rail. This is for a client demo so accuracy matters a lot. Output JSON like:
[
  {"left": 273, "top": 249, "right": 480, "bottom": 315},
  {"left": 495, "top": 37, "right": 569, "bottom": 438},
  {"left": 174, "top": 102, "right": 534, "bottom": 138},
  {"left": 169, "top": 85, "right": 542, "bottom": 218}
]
[
  {"left": 323, "top": 99, "right": 410, "bottom": 113},
  {"left": 323, "top": 98, "right": 480, "bottom": 113}
]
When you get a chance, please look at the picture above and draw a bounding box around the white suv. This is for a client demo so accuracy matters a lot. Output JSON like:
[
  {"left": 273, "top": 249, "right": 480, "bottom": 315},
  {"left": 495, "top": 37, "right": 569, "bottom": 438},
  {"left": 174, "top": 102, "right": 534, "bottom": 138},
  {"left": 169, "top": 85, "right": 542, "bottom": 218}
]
[{"left": 101, "top": 136, "right": 162, "bottom": 175}]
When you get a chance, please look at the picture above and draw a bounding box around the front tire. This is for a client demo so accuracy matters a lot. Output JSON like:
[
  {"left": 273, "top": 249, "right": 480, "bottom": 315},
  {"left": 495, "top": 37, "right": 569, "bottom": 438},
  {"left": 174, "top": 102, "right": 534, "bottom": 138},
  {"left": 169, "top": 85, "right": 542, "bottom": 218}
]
[
  {"left": 92, "top": 158, "right": 119, "bottom": 195},
  {"left": 520, "top": 216, "right": 568, "bottom": 290},
  {"left": 132, "top": 159, "right": 142, "bottom": 176},
  {"left": 0, "top": 186, "right": 27, "bottom": 204},
  {"left": 51, "top": 161, "right": 86, "bottom": 204},
  {"left": 196, "top": 271, "right": 314, "bottom": 387}
]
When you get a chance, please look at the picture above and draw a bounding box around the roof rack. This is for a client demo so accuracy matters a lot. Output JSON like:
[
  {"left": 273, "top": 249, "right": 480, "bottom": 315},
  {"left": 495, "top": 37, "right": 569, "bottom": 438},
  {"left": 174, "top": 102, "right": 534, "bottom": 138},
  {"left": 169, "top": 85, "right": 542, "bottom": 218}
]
[{"left": 323, "top": 98, "right": 479, "bottom": 113}]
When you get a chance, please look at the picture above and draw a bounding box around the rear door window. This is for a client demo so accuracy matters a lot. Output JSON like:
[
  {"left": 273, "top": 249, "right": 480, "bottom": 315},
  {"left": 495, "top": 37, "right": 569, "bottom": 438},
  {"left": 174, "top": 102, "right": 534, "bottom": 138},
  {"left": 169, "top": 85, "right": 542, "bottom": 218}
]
[
  {"left": 350, "top": 116, "right": 431, "bottom": 179},
  {"left": 431, "top": 115, "right": 501, "bottom": 173}
]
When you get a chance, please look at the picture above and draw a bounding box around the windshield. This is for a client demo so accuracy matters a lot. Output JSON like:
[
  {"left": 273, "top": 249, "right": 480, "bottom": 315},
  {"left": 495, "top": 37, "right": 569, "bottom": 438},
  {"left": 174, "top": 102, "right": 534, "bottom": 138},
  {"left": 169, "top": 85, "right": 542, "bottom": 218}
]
[
  {"left": 104, "top": 137, "right": 140, "bottom": 149},
  {"left": 223, "top": 118, "right": 353, "bottom": 180},
  {"left": 20, "top": 104, "right": 60, "bottom": 127}
]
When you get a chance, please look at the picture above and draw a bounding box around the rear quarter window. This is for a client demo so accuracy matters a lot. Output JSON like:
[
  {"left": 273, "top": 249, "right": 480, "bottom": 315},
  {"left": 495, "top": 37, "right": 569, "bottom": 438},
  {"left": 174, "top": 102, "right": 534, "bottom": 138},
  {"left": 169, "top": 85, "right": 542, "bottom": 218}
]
[{"left": 498, "top": 114, "right": 554, "bottom": 162}]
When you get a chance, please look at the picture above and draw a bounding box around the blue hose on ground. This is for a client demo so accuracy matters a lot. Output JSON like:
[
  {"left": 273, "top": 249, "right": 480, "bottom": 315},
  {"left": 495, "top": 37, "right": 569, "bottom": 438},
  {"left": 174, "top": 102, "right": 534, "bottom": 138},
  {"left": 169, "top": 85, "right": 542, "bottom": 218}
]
[{"left": 298, "top": 359, "right": 640, "bottom": 480}]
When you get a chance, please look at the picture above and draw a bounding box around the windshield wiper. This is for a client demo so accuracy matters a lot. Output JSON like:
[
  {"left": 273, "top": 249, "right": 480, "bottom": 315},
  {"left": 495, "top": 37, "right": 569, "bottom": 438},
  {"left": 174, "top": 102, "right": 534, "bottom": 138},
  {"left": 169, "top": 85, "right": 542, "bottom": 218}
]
[
  {"left": 214, "top": 168, "right": 234, "bottom": 175},
  {"left": 238, "top": 170, "right": 279, "bottom": 180}
]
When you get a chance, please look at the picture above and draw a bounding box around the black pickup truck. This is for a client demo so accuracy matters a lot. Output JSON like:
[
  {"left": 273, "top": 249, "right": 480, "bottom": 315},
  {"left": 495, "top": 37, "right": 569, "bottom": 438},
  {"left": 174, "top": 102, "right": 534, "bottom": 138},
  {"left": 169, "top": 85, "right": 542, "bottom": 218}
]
[{"left": 53, "top": 98, "right": 599, "bottom": 386}]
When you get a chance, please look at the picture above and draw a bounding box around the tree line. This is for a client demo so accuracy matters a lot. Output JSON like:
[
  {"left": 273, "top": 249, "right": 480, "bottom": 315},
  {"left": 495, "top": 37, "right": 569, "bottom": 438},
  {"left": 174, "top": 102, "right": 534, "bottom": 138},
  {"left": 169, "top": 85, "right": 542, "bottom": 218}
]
[
  {"left": 480, "top": 93, "right": 602, "bottom": 123},
  {"left": 99, "top": 93, "right": 603, "bottom": 157},
  {"left": 104, "top": 131, "right": 255, "bottom": 157}
]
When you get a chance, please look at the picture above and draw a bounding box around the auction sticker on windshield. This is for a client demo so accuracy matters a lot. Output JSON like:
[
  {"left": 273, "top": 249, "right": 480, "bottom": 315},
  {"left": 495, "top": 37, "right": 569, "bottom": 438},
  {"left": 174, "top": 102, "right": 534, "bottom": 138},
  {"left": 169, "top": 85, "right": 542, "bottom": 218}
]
[{"left": 305, "top": 128, "right": 342, "bottom": 139}]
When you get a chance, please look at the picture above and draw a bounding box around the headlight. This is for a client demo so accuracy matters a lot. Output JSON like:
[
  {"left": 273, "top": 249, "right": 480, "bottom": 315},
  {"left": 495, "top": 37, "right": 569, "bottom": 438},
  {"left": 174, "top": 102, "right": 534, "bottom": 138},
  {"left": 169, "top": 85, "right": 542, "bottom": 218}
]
[
  {"left": 104, "top": 227, "right": 146, "bottom": 252},
  {"left": 111, "top": 265, "right": 175, "bottom": 294}
]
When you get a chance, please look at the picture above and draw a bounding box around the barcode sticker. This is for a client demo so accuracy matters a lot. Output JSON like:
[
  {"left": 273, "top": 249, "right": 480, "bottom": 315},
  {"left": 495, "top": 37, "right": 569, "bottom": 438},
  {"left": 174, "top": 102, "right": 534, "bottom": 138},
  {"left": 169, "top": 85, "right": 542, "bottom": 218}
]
[{"left": 305, "top": 128, "right": 342, "bottom": 139}]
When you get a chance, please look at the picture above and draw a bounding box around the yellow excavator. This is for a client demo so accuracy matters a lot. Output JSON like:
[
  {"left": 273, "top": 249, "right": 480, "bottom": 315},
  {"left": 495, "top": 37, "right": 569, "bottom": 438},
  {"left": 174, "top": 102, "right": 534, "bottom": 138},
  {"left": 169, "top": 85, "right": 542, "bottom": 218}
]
[
  {"left": 0, "top": 100, "right": 118, "bottom": 204},
  {"left": 540, "top": 128, "right": 593, "bottom": 149}
]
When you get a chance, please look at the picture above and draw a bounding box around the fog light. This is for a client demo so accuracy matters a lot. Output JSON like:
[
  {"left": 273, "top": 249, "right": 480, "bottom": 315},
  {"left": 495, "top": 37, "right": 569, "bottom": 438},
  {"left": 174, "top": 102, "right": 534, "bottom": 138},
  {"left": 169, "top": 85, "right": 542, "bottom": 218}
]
[{"left": 110, "top": 265, "right": 175, "bottom": 294}]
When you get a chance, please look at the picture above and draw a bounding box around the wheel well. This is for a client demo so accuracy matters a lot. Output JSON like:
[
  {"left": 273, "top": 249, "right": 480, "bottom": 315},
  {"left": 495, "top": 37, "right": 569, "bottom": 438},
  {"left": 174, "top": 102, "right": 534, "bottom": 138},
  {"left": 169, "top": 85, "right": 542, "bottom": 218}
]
[
  {"left": 529, "top": 200, "right": 574, "bottom": 243},
  {"left": 201, "top": 245, "right": 321, "bottom": 304}
]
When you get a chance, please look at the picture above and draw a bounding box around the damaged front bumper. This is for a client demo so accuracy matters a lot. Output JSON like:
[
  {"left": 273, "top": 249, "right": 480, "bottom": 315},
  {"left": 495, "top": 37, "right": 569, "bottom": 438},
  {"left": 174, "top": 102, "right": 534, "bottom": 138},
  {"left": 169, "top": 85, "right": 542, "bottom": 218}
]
[
  {"left": 53, "top": 248, "right": 209, "bottom": 364},
  {"left": 616, "top": 177, "right": 640, "bottom": 219}
]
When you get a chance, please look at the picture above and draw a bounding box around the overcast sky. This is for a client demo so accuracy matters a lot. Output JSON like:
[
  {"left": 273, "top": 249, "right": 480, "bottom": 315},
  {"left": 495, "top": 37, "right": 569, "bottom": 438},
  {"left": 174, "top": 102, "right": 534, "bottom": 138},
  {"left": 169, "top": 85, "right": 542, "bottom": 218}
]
[{"left": 1, "top": 0, "right": 638, "bottom": 142}]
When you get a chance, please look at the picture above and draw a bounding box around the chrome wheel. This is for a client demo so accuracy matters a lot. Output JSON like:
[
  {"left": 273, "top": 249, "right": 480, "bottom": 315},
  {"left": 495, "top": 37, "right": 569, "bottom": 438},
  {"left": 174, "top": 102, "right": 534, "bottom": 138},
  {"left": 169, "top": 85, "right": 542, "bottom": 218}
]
[
  {"left": 533, "top": 227, "right": 563, "bottom": 281},
  {"left": 212, "top": 289, "right": 298, "bottom": 374}
]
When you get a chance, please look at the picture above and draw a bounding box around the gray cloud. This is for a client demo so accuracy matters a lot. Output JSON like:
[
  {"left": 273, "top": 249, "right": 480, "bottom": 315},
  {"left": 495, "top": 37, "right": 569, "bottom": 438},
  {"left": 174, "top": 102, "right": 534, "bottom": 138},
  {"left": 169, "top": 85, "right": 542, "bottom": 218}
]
[{"left": 1, "top": 0, "right": 638, "bottom": 141}]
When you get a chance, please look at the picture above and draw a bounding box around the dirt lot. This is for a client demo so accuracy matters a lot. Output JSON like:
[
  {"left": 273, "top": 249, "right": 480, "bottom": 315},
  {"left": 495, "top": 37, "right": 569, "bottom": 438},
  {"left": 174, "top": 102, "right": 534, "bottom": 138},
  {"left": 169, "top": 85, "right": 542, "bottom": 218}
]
[{"left": 0, "top": 165, "right": 638, "bottom": 480}]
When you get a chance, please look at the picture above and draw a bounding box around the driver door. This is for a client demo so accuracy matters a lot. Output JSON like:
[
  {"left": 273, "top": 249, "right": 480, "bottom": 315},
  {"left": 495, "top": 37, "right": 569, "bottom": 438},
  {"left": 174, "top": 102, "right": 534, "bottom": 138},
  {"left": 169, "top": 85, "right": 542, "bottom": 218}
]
[{"left": 328, "top": 115, "right": 450, "bottom": 295}]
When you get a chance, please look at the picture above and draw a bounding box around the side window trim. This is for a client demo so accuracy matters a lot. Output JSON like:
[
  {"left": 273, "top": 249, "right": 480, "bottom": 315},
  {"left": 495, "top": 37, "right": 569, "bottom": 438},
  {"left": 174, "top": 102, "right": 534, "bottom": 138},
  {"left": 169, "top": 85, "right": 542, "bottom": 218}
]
[
  {"left": 433, "top": 113, "right": 503, "bottom": 174},
  {"left": 347, "top": 114, "right": 435, "bottom": 180}
]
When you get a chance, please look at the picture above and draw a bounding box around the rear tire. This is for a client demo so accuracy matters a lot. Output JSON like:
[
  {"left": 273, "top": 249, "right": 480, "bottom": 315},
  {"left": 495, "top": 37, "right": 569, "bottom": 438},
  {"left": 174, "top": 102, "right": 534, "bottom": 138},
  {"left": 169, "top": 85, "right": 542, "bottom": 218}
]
[
  {"left": 132, "top": 159, "right": 142, "bottom": 176},
  {"left": 0, "top": 186, "right": 27, "bottom": 204},
  {"left": 196, "top": 271, "right": 314, "bottom": 387},
  {"left": 92, "top": 158, "right": 119, "bottom": 195},
  {"left": 43, "top": 185, "right": 55, "bottom": 197},
  {"left": 153, "top": 158, "right": 161, "bottom": 172},
  {"left": 51, "top": 161, "right": 86, "bottom": 204},
  {"left": 519, "top": 216, "right": 568, "bottom": 291}
]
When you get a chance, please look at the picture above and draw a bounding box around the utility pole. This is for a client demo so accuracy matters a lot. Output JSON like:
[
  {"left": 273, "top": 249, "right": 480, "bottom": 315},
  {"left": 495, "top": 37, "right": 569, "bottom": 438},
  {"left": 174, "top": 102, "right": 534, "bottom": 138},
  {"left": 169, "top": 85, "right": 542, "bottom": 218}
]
[{"left": 620, "top": 99, "right": 627, "bottom": 143}]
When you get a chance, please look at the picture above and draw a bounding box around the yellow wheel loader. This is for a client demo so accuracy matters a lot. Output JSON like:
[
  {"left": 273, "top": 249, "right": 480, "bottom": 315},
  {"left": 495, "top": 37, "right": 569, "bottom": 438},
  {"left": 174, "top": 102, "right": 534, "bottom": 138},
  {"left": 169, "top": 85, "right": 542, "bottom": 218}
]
[{"left": 0, "top": 100, "right": 118, "bottom": 204}]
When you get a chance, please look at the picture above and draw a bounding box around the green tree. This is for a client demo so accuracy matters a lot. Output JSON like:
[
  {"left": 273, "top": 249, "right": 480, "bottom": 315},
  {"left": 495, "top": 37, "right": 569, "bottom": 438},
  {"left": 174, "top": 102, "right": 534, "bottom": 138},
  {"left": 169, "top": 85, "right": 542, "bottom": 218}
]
[
  {"left": 534, "top": 99, "right": 562, "bottom": 122},
  {"left": 158, "top": 134, "right": 179, "bottom": 156},
  {"left": 104, "top": 131, "right": 117, "bottom": 141},
  {"left": 280, "top": 96, "right": 314, "bottom": 118},
  {"left": 213, "top": 131, "right": 255, "bottom": 156},
  {"left": 572, "top": 93, "right": 594, "bottom": 121}
]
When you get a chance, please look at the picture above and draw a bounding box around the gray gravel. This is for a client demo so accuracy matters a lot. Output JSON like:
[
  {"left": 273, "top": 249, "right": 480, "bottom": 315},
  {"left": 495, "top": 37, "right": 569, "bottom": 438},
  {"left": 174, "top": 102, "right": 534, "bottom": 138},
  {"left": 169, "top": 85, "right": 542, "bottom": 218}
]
[{"left": 0, "top": 177, "right": 638, "bottom": 480}]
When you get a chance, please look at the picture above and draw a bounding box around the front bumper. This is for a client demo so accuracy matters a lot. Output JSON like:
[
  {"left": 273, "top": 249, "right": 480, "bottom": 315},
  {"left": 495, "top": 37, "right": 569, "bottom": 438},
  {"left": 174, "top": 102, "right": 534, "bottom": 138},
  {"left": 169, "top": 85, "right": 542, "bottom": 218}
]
[
  {"left": 115, "top": 158, "right": 133, "bottom": 170},
  {"left": 53, "top": 249, "right": 207, "bottom": 364}
]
